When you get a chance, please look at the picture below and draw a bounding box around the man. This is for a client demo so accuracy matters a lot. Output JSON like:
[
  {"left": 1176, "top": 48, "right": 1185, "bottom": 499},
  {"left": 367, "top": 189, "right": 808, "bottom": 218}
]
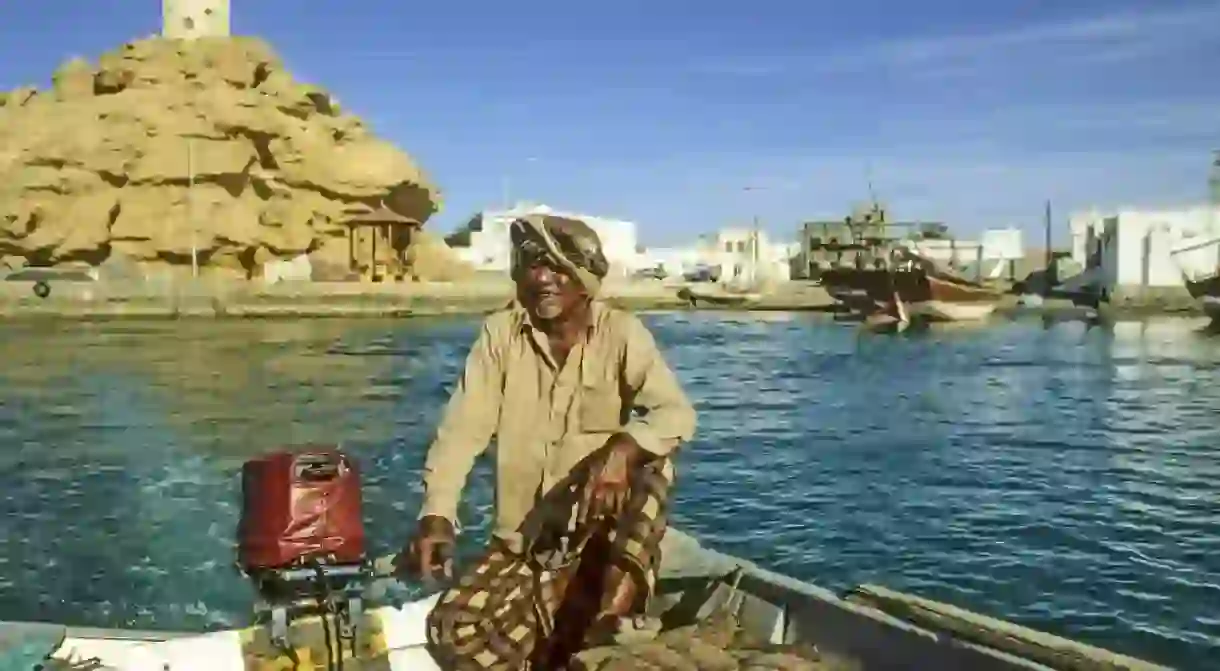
[{"left": 399, "top": 213, "right": 697, "bottom": 669}]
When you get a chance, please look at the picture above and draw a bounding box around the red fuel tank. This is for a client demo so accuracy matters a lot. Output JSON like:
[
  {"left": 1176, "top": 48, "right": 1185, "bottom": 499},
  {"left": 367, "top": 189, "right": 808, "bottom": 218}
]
[{"left": 237, "top": 448, "right": 366, "bottom": 571}]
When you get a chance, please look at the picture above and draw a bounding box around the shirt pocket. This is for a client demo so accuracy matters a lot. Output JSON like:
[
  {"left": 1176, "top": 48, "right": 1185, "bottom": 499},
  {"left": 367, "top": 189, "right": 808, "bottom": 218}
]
[{"left": 579, "top": 380, "right": 625, "bottom": 433}]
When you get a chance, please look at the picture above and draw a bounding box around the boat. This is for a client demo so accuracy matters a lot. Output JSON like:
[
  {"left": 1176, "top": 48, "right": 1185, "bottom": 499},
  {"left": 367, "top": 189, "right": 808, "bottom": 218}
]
[
  {"left": 676, "top": 286, "right": 763, "bottom": 308},
  {"left": 7, "top": 529, "right": 1169, "bottom": 671},
  {"left": 818, "top": 255, "right": 1001, "bottom": 323},
  {"left": 891, "top": 246, "right": 1004, "bottom": 321},
  {"left": 808, "top": 204, "right": 1002, "bottom": 323},
  {"left": 1169, "top": 233, "right": 1220, "bottom": 322},
  {"left": 1186, "top": 275, "right": 1220, "bottom": 321},
  {"left": 1166, "top": 151, "right": 1220, "bottom": 322}
]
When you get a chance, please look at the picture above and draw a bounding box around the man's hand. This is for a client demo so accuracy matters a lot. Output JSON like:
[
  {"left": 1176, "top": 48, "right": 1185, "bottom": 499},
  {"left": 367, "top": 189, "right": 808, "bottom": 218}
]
[
  {"left": 578, "top": 433, "right": 651, "bottom": 527},
  {"left": 397, "top": 515, "right": 456, "bottom": 582}
]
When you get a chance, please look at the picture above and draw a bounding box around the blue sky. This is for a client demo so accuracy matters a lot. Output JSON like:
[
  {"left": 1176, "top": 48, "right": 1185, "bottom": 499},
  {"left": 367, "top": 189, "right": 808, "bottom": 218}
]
[{"left": 2, "top": 1, "right": 1217, "bottom": 246}]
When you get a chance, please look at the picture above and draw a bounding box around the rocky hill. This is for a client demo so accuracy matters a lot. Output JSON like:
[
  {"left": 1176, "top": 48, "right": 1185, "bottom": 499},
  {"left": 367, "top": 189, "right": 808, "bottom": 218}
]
[{"left": 0, "top": 36, "right": 467, "bottom": 280}]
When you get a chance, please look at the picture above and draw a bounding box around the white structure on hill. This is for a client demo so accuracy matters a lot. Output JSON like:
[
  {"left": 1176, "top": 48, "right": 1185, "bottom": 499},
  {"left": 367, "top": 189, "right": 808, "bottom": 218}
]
[
  {"left": 445, "top": 202, "right": 640, "bottom": 279},
  {"left": 163, "top": 0, "right": 230, "bottom": 39},
  {"left": 1068, "top": 205, "right": 1220, "bottom": 293}
]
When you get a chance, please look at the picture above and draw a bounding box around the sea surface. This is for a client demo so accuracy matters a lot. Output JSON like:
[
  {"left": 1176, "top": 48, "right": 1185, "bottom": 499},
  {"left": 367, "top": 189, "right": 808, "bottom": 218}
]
[{"left": 1, "top": 313, "right": 1218, "bottom": 669}]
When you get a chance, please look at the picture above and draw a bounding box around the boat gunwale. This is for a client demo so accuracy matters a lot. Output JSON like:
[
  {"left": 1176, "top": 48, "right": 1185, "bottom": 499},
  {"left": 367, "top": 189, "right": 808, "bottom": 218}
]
[{"left": 655, "top": 531, "right": 1171, "bottom": 671}]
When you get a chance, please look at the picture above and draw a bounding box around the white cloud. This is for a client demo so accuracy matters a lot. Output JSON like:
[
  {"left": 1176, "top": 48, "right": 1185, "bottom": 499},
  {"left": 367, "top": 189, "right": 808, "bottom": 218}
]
[
  {"left": 561, "top": 145, "right": 1215, "bottom": 242},
  {"left": 691, "top": 2, "right": 1220, "bottom": 77},
  {"left": 850, "top": 5, "right": 1218, "bottom": 66},
  {"left": 867, "top": 98, "right": 1220, "bottom": 146}
]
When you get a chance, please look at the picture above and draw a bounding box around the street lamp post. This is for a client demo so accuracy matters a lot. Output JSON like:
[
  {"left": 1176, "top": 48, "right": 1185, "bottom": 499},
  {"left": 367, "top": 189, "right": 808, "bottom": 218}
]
[{"left": 742, "top": 186, "right": 767, "bottom": 285}]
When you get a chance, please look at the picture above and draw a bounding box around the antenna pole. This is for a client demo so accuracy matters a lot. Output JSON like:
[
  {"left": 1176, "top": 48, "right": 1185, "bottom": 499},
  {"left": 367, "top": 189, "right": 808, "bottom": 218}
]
[
  {"left": 1209, "top": 149, "right": 1220, "bottom": 208},
  {"left": 865, "top": 162, "right": 878, "bottom": 207},
  {"left": 1043, "top": 200, "right": 1053, "bottom": 297}
]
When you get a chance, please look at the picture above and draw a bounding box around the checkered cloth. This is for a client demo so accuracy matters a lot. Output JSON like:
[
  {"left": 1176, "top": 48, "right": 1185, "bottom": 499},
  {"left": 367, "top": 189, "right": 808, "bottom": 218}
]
[{"left": 425, "top": 458, "right": 675, "bottom": 670}]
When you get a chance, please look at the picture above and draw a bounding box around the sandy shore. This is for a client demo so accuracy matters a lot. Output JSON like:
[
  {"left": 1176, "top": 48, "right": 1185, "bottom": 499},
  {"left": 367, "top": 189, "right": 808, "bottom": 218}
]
[{"left": 0, "top": 277, "right": 1208, "bottom": 322}]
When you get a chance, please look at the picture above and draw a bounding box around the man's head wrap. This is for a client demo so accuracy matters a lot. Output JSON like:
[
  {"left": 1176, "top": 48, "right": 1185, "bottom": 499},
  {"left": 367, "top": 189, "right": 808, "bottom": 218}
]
[{"left": 509, "top": 214, "right": 610, "bottom": 295}]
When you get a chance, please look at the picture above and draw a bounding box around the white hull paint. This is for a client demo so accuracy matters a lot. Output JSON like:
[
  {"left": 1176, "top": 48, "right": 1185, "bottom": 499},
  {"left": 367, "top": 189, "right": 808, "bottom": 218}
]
[
  {"left": 49, "top": 593, "right": 443, "bottom": 671},
  {"left": 908, "top": 300, "right": 997, "bottom": 322}
]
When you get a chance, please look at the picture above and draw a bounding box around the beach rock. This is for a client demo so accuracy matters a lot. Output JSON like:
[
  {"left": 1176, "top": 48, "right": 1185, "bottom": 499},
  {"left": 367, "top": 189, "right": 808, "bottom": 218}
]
[
  {"left": 405, "top": 230, "right": 477, "bottom": 282},
  {"left": 0, "top": 36, "right": 458, "bottom": 279}
]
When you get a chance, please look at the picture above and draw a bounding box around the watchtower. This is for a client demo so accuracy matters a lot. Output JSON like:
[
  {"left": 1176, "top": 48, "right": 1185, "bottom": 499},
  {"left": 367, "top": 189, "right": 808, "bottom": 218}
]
[{"left": 162, "top": 0, "right": 230, "bottom": 39}]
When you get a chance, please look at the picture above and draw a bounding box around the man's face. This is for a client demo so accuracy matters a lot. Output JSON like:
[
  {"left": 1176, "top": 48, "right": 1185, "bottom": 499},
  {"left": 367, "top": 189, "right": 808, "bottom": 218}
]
[{"left": 517, "top": 255, "right": 585, "bottom": 321}]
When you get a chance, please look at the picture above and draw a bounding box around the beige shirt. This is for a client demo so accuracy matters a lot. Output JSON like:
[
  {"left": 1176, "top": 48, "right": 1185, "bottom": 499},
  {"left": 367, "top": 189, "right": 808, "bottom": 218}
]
[{"left": 418, "top": 301, "right": 697, "bottom": 544}]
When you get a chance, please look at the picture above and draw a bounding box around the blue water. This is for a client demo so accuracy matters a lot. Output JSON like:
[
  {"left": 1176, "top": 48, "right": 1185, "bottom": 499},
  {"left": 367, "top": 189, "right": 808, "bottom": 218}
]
[{"left": 1, "top": 314, "right": 1218, "bottom": 669}]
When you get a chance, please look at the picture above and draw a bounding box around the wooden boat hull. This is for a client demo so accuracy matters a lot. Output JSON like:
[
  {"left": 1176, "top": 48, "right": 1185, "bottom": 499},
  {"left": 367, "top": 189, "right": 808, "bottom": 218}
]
[
  {"left": 908, "top": 299, "right": 997, "bottom": 322},
  {"left": 819, "top": 268, "right": 999, "bottom": 322},
  {"left": 11, "top": 529, "right": 1168, "bottom": 671},
  {"left": 1169, "top": 234, "right": 1220, "bottom": 320},
  {"left": 1204, "top": 296, "right": 1220, "bottom": 321},
  {"left": 677, "top": 287, "right": 762, "bottom": 307},
  {"left": 1183, "top": 274, "right": 1219, "bottom": 301},
  {"left": 1182, "top": 274, "right": 1220, "bottom": 321}
]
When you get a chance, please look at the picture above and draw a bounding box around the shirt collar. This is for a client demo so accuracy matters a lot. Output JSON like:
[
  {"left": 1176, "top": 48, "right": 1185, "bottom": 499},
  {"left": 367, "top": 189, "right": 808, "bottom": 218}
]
[{"left": 515, "top": 299, "right": 603, "bottom": 338}]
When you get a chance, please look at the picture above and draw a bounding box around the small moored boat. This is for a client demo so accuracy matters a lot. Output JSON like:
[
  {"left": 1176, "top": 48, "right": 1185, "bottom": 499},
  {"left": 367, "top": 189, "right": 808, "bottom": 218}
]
[{"left": 677, "top": 286, "right": 763, "bottom": 308}]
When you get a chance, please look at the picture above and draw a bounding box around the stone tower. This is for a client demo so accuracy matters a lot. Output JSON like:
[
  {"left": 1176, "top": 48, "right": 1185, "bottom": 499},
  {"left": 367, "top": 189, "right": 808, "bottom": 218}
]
[{"left": 162, "top": 0, "right": 230, "bottom": 39}]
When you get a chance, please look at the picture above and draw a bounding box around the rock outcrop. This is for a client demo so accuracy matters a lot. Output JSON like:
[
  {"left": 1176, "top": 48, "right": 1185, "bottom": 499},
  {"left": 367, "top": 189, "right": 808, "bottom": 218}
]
[{"left": 0, "top": 36, "right": 458, "bottom": 280}]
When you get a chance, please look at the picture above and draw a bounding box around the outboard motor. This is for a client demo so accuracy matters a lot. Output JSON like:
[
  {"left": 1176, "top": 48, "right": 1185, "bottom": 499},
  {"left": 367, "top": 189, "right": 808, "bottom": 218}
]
[{"left": 237, "top": 447, "right": 372, "bottom": 663}]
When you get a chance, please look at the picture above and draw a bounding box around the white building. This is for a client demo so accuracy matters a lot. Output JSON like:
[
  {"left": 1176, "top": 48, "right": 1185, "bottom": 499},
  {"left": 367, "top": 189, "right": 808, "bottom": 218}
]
[
  {"left": 702, "top": 228, "right": 794, "bottom": 283},
  {"left": 1068, "top": 205, "right": 1220, "bottom": 292},
  {"left": 636, "top": 228, "right": 795, "bottom": 283},
  {"left": 635, "top": 246, "right": 702, "bottom": 278},
  {"left": 162, "top": 0, "right": 230, "bottom": 39},
  {"left": 445, "top": 202, "right": 640, "bottom": 279},
  {"left": 909, "top": 228, "right": 1025, "bottom": 280}
]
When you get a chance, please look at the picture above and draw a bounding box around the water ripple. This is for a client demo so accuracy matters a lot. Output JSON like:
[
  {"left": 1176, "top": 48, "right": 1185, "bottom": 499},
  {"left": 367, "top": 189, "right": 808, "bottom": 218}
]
[{"left": 1, "top": 315, "right": 1219, "bottom": 668}]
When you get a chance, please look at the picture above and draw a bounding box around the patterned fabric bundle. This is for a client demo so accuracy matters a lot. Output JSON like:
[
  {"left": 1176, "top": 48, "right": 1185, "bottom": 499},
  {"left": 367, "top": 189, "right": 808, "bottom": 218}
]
[{"left": 426, "top": 458, "right": 675, "bottom": 670}]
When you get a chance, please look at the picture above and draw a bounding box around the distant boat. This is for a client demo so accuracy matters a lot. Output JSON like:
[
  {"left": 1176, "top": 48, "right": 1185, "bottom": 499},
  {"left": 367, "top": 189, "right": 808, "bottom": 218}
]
[
  {"left": 817, "top": 246, "right": 1002, "bottom": 323},
  {"left": 807, "top": 202, "right": 1002, "bottom": 323},
  {"left": 1186, "top": 278, "right": 1220, "bottom": 321},
  {"left": 676, "top": 286, "right": 762, "bottom": 308},
  {"left": 1169, "top": 233, "right": 1220, "bottom": 322}
]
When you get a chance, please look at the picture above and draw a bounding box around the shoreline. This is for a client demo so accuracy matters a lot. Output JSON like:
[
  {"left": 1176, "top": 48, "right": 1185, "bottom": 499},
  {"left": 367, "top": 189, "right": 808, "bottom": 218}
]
[{"left": 0, "top": 280, "right": 1210, "bottom": 322}]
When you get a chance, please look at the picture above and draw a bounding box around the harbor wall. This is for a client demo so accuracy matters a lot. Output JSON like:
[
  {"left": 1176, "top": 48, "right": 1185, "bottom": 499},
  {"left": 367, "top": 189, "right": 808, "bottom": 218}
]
[{"left": 0, "top": 278, "right": 1210, "bottom": 321}]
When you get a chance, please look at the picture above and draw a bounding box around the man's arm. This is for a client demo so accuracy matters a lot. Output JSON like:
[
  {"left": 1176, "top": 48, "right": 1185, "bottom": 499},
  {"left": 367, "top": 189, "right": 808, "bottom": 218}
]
[
  {"left": 418, "top": 320, "right": 505, "bottom": 525},
  {"left": 619, "top": 316, "right": 696, "bottom": 457}
]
